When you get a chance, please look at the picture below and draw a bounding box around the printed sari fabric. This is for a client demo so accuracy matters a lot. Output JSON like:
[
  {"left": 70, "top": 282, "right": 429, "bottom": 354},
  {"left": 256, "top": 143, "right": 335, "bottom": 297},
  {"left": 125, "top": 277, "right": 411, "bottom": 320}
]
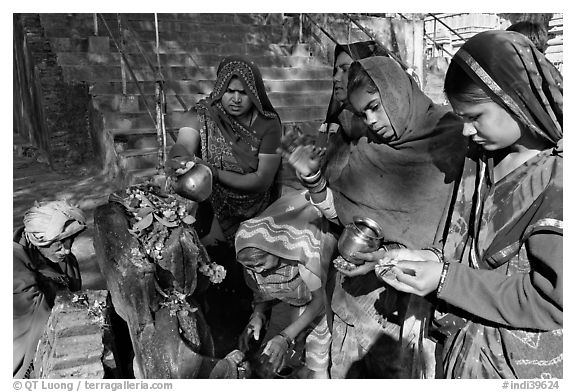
[
  {"left": 435, "top": 31, "right": 563, "bottom": 379},
  {"left": 235, "top": 190, "right": 338, "bottom": 305},
  {"left": 235, "top": 191, "right": 338, "bottom": 371},
  {"left": 329, "top": 56, "right": 467, "bottom": 378},
  {"left": 195, "top": 56, "right": 282, "bottom": 242}
]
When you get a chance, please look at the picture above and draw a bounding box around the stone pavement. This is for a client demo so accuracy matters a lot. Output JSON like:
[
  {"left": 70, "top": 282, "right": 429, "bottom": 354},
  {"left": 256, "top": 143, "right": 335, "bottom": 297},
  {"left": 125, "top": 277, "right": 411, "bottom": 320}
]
[{"left": 13, "top": 152, "right": 116, "bottom": 290}]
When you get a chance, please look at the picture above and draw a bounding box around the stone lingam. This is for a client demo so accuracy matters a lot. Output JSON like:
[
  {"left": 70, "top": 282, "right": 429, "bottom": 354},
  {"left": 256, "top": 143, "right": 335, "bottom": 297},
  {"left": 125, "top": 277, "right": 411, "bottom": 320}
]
[{"left": 93, "top": 182, "right": 247, "bottom": 378}]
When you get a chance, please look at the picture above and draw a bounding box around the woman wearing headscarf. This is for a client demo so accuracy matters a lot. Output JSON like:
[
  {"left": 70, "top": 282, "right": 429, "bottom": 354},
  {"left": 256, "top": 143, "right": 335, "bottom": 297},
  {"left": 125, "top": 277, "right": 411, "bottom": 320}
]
[
  {"left": 282, "top": 41, "right": 389, "bottom": 194},
  {"left": 169, "top": 56, "right": 282, "bottom": 247},
  {"left": 13, "top": 200, "right": 87, "bottom": 378},
  {"left": 168, "top": 56, "right": 283, "bottom": 311},
  {"left": 235, "top": 194, "right": 337, "bottom": 378},
  {"left": 281, "top": 56, "right": 466, "bottom": 377},
  {"left": 315, "top": 41, "right": 389, "bottom": 167},
  {"left": 375, "top": 30, "right": 562, "bottom": 379}
]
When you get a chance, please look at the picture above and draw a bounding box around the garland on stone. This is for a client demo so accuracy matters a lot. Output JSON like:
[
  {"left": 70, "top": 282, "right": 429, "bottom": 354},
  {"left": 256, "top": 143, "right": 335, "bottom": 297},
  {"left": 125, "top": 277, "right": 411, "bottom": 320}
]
[{"left": 110, "top": 182, "right": 226, "bottom": 285}]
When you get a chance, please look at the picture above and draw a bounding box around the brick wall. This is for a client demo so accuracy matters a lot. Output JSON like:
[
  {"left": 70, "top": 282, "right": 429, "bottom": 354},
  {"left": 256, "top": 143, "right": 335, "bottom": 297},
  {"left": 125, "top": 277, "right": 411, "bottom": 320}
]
[{"left": 17, "top": 14, "right": 97, "bottom": 173}]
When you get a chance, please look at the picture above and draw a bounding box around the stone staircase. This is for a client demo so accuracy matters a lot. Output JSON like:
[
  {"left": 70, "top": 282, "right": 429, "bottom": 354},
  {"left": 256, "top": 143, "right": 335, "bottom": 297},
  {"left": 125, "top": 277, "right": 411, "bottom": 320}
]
[{"left": 38, "top": 13, "right": 333, "bottom": 183}]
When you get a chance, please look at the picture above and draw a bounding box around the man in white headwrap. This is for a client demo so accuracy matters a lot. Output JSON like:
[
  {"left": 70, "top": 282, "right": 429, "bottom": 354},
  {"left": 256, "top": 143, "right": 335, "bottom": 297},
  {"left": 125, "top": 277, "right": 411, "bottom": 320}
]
[{"left": 13, "top": 200, "right": 86, "bottom": 378}]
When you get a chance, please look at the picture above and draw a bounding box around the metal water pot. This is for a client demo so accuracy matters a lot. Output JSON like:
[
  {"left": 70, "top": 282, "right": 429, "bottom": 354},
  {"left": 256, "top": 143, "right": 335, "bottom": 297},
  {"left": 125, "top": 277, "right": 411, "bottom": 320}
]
[
  {"left": 338, "top": 216, "right": 384, "bottom": 264},
  {"left": 173, "top": 163, "right": 213, "bottom": 202}
]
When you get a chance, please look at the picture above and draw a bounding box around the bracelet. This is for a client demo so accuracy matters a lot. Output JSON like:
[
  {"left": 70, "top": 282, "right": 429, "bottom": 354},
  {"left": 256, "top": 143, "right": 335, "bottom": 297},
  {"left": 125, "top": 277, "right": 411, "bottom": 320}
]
[
  {"left": 307, "top": 176, "right": 327, "bottom": 194},
  {"left": 300, "top": 169, "right": 322, "bottom": 184},
  {"left": 436, "top": 261, "right": 450, "bottom": 296},
  {"left": 422, "top": 246, "right": 444, "bottom": 263},
  {"left": 278, "top": 331, "right": 294, "bottom": 349}
]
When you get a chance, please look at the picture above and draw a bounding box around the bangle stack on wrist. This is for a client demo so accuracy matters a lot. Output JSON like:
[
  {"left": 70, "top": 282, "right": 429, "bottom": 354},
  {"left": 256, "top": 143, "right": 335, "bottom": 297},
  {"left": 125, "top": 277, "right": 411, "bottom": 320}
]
[
  {"left": 436, "top": 261, "right": 450, "bottom": 296},
  {"left": 300, "top": 170, "right": 327, "bottom": 194},
  {"left": 422, "top": 246, "right": 444, "bottom": 263}
]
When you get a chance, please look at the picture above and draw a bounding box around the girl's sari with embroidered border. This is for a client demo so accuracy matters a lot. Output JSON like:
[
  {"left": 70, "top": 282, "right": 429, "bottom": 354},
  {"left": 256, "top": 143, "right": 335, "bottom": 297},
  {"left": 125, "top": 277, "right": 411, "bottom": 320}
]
[
  {"left": 195, "top": 57, "right": 282, "bottom": 242},
  {"left": 436, "top": 30, "right": 563, "bottom": 379}
]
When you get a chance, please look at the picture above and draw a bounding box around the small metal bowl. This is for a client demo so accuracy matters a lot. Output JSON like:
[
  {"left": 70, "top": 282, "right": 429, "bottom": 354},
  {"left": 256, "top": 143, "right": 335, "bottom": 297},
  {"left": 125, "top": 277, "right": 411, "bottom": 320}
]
[
  {"left": 172, "top": 163, "right": 213, "bottom": 202},
  {"left": 338, "top": 216, "right": 383, "bottom": 264}
]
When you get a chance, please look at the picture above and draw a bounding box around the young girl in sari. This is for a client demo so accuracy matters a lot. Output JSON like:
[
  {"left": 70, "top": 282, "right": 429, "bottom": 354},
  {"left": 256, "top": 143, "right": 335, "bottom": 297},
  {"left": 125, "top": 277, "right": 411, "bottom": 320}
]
[
  {"left": 368, "top": 30, "right": 563, "bottom": 379},
  {"left": 234, "top": 42, "right": 387, "bottom": 378},
  {"left": 281, "top": 55, "right": 466, "bottom": 378}
]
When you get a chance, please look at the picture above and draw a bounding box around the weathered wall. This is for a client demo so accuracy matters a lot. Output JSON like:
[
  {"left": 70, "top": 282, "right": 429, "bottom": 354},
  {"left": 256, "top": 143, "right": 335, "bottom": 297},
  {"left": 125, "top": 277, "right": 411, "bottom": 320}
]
[
  {"left": 15, "top": 14, "right": 97, "bottom": 172},
  {"left": 293, "top": 14, "right": 425, "bottom": 82}
]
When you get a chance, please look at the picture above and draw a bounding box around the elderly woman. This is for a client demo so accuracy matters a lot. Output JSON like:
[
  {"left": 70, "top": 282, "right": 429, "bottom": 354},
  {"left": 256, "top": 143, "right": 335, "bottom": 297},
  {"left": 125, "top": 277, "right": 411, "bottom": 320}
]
[
  {"left": 13, "top": 200, "right": 86, "bottom": 378},
  {"left": 235, "top": 194, "right": 337, "bottom": 378}
]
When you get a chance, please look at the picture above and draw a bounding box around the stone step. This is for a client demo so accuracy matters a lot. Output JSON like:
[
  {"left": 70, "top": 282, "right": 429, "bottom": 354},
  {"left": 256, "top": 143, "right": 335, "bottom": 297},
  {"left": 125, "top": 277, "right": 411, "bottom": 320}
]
[
  {"left": 33, "top": 290, "right": 117, "bottom": 379},
  {"left": 123, "top": 120, "right": 324, "bottom": 184},
  {"left": 111, "top": 126, "right": 180, "bottom": 137},
  {"left": 56, "top": 52, "right": 322, "bottom": 68},
  {"left": 51, "top": 37, "right": 312, "bottom": 57},
  {"left": 109, "top": 112, "right": 328, "bottom": 145},
  {"left": 63, "top": 65, "right": 334, "bottom": 84},
  {"left": 41, "top": 13, "right": 281, "bottom": 28},
  {"left": 92, "top": 91, "right": 332, "bottom": 113},
  {"left": 103, "top": 105, "right": 328, "bottom": 131},
  {"left": 119, "top": 146, "right": 161, "bottom": 158},
  {"left": 44, "top": 22, "right": 284, "bottom": 43},
  {"left": 126, "top": 167, "right": 160, "bottom": 184},
  {"left": 91, "top": 80, "right": 334, "bottom": 98}
]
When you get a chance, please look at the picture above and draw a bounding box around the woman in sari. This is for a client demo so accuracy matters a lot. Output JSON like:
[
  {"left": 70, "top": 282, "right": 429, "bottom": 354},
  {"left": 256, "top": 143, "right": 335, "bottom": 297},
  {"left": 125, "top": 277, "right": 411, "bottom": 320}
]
[
  {"left": 373, "top": 31, "right": 563, "bottom": 379},
  {"left": 169, "top": 56, "right": 282, "bottom": 247},
  {"left": 320, "top": 41, "right": 389, "bottom": 141},
  {"left": 231, "top": 42, "right": 386, "bottom": 377},
  {"left": 13, "top": 200, "right": 87, "bottom": 378},
  {"left": 281, "top": 56, "right": 467, "bottom": 378},
  {"left": 282, "top": 41, "right": 389, "bottom": 194},
  {"left": 168, "top": 57, "right": 282, "bottom": 344},
  {"left": 235, "top": 194, "right": 337, "bottom": 378}
]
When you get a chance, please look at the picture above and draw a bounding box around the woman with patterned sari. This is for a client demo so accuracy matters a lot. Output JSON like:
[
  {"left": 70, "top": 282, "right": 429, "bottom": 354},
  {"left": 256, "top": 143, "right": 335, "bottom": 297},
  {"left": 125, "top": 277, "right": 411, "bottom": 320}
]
[
  {"left": 169, "top": 56, "right": 282, "bottom": 247},
  {"left": 231, "top": 42, "right": 386, "bottom": 378},
  {"left": 235, "top": 194, "right": 337, "bottom": 378},
  {"left": 374, "top": 31, "right": 563, "bottom": 379},
  {"left": 281, "top": 55, "right": 467, "bottom": 378}
]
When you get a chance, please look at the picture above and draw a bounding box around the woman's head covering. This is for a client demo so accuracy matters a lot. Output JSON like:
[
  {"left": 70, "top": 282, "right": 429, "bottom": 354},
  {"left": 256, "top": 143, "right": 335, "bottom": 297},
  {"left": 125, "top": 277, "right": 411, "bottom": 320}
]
[
  {"left": 196, "top": 56, "right": 281, "bottom": 173},
  {"left": 209, "top": 56, "right": 279, "bottom": 119},
  {"left": 330, "top": 56, "right": 467, "bottom": 248},
  {"left": 325, "top": 41, "right": 389, "bottom": 124},
  {"left": 23, "top": 200, "right": 86, "bottom": 247},
  {"left": 235, "top": 192, "right": 336, "bottom": 281},
  {"left": 442, "top": 30, "right": 563, "bottom": 268},
  {"left": 357, "top": 56, "right": 446, "bottom": 145},
  {"left": 319, "top": 42, "right": 390, "bottom": 172},
  {"left": 448, "top": 30, "right": 562, "bottom": 147}
]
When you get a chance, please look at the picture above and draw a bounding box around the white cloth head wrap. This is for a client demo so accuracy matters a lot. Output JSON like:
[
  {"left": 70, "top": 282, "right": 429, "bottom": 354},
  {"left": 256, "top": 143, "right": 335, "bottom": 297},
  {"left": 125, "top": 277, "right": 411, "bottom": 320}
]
[{"left": 23, "top": 200, "right": 86, "bottom": 246}]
